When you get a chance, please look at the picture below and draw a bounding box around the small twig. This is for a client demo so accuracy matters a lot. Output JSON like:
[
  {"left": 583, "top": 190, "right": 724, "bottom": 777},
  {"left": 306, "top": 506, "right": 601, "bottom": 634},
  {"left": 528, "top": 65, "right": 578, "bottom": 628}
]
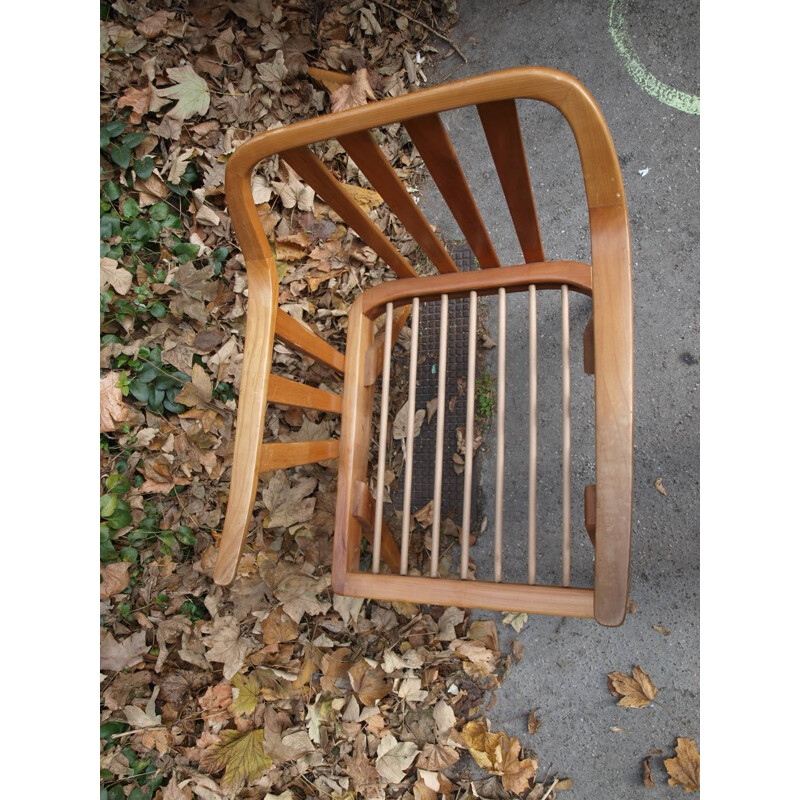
[
  {"left": 111, "top": 727, "right": 153, "bottom": 740},
  {"left": 540, "top": 777, "right": 561, "bottom": 800},
  {"left": 439, "top": 61, "right": 466, "bottom": 83},
  {"left": 371, "top": 0, "right": 467, "bottom": 63}
]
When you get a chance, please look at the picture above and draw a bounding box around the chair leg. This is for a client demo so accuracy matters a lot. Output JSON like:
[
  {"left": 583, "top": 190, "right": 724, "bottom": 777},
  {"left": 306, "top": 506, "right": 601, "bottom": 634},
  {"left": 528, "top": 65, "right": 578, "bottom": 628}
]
[{"left": 214, "top": 301, "right": 276, "bottom": 585}]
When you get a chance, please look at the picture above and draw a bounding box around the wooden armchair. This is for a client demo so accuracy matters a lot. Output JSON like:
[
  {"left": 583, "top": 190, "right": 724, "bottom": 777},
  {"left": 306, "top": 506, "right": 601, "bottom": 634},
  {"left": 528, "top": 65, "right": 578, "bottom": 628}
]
[{"left": 213, "top": 67, "right": 633, "bottom": 627}]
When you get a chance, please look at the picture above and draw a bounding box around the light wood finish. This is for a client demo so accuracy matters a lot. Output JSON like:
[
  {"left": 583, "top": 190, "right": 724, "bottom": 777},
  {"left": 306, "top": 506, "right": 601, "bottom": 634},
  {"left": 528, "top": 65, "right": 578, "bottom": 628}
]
[
  {"left": 332, "top": 294, "right": 375, "bottom": 592},
  {"left": 352, "top": 480, "right": 401, "bottom": 573},
  {"left": 404, "top": 114, "right": 501, "bottom": 269},
  {"left": 460, "top": 291, "right": 478, "bottom": 579},
  {"left": 430, "top": 295, "right": 448, "bottom": 577},
  {"left": 267, "top": 374, "right": 342, "bottom": 414},
  {"left": 282, "top": 146, "right": 418, "bottom": 280},
  {"left": 400, "top": 297, "right": 420, "bottom": 575},
  {"left": 275, "top": 309, "right": 345, "bottom": 373},
  {"left": 218, "top": 67, "right": 632, "bottom": 626},
  {"left": 477, "top": 100, "right": 545, "bottom": 263},
  {"left": 258, "top": 440, "right": 338, "bottom": 473},
  {"left": 307, "top": 66, "right": 352, "bottom": 92},
  {"left": 372, "top": 302, "right": 393, "bottom": 574},
  {"left": 561, "top": 285, "right": 572, "bottom": 586},
  {"left": 528, "top": 286, "right": 538, "bottom": 584},
  {"left": 494, "top": 288, "right": 506, "bottom": 582},
  {"left": 589, "top": 204, "right": 633, "bottom": 627},
  {"left": 364, "top": 305, "right": 411, "bottom": 387},
  {"left": 343, "top": 572, "right": 595, "bottom": 618},
  {"left": 361, "top": 259, "right": 591, "bottom": 318},
  {"left": 338, "top": 131, "right": 459, "bottom": 274}
]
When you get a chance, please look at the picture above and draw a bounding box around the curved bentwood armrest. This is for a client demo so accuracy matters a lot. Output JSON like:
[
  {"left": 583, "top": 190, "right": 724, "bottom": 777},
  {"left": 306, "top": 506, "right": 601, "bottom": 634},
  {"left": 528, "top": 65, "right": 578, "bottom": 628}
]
[{"left": 215, "top": 67, "right": 633, "bottom": 626}]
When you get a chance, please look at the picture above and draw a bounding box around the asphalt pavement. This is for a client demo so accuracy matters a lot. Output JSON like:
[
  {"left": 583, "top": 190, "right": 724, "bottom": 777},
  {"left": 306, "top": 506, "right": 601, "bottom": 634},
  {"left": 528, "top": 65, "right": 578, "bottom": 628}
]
[{"left": 416, "top": 1, "right": 700, "bottom": 795}]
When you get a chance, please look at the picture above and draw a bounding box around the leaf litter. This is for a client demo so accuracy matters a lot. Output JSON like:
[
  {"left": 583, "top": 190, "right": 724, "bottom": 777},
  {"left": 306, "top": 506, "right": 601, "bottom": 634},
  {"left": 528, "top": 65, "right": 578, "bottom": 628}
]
[{"left": 99, "top": 1, "right": 577, "bottom": 797}]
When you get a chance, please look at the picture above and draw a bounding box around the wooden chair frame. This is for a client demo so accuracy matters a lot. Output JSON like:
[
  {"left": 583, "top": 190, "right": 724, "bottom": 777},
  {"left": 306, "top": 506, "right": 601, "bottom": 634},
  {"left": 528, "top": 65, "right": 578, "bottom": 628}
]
[{"left": 213, "top": 67, "right": 633, "bottom": 627}]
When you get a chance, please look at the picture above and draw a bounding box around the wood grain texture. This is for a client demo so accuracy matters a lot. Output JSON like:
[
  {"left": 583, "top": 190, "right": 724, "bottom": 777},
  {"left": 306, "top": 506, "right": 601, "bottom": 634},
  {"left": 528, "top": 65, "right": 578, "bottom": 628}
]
[
  {"left": 588, "top": 204, "right": 633, "bottom": 626},
  {"left": 258, "top": 440, "right": 339, "bottom": 472},
  {"left": 360, "top": 260, "right": 592, "bottom": 318},
  {"left": 332, "top": 294, "right": 375, "bottom": 592},
  {"left": 267, "top": 373, "right": 342, "bottom": 413},
  {"left": 343, "top": 573, "right": 595, "bottom": 618},
  {"left": 477, "top": 99, "right": 545, "bottom": 263},
  {"left": 404, "top": 114, "right": 501, "bottom": 269},
  {"left": 275, "top": 309, "right": 345, "bottom": 373}
]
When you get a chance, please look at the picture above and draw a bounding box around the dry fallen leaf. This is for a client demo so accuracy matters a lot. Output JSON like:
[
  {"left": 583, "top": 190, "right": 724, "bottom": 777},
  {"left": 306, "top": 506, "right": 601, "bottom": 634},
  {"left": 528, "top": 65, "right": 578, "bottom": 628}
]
[
  {"left": 330, "top": 68, "right": 376, "bottom": 112},
  {"left": 201, "top": 728, "right": 272, "bottom": 788},
  {"left": 342, "top": 183, "right": 384, "bottom": 212},
  {"left": 654, "top": 477, "right": 667, "bottom": 495},
  {"left": 527, "top": 711, "right": 541, "bottom": 735},
  {"left": 100, "top": 372, "right": 135, "bottom": 433},
  {"left": 607, "top": 666, "right": 658, "bottom": 708},
  {"left": 203, "top": 616, "right": 256, "bottom": 680},
  {"left": 100, "top": 629, "right": 149, "bottom": 672},
  {"left": 642, "top": 755, "right": 654, "bottom": 788},
  {"left": 502, "top": 611, "right": 528, "bottom": 633},
  {"left": 458, "top": 718, "right": 538, "bottom": 793},
  {"left": 230, "top": 671, "right": 261, "bottom": 716},
  {"left": 664, "top": 737, "right": 700, "bottom": 792},
  {"left": 393, "top": 402, "right": 426, "bottom": 440},
  {"left": 157, "top": 64, "right": 210, "bottom": 121},
  {"left": 349, "top": 658, "right": 390, "bottom": 705},
  {"left": 101, "top": 257, "right": 133, "bottom": 295},
  {"left": 376, "top": 733, "right": 419, "bottom": 784},
  {"left": 100, "top": 562, "right": 131, "bottom": 599}
]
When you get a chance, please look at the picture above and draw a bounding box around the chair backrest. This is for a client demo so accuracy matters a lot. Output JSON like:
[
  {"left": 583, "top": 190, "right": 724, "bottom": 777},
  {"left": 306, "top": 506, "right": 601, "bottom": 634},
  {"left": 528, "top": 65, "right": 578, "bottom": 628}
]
[{"left": 214, "top": 67, "right": 633, "bottom": 626}]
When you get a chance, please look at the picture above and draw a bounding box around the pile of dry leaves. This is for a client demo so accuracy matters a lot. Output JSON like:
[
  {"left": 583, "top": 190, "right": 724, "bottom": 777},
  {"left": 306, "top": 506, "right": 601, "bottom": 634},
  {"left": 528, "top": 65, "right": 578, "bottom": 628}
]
[{"left": 99, "top": 1, "right": 564, "bottom": 798}]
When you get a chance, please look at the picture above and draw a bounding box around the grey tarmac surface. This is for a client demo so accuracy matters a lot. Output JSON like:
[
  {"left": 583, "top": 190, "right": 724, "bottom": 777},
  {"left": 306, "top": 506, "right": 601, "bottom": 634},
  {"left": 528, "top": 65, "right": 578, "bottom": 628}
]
[{"left": 413, "top": 0, "right": 700, "bottom": 795}]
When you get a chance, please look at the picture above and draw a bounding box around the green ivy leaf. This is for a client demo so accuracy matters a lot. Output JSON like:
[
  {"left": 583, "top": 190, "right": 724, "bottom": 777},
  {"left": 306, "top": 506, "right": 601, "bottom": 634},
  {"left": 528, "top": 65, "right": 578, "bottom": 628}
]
[
  {"left": 121, "top": 197, "right": 139, "bottom": 220},
  {"left": 100, "top": 120, "right": 126, "bottom": 148},
  {"left": 109, "top": 144, "right": 132, "bottom": 168},
  {"left": 172, "top": 242, "right": 200, "bottom": 263},
  {"left": 102, "top": 181, "right": 122, "bottom": 201},
  {"left": 133, "top": 157, "right": 155, "bottom": 179},
  {"left": 148, "top": 202, "right": 170, "bottom": 221},
  {"left": 100, "top": 494, "right": 117, "bottom": 519}
]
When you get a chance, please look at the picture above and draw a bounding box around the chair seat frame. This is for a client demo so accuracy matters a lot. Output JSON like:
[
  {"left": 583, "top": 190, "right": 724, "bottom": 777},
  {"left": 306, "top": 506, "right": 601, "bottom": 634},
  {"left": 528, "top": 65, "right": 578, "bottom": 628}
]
[{"left": 213, "top": 67, "right": 633, "bottom": 627}]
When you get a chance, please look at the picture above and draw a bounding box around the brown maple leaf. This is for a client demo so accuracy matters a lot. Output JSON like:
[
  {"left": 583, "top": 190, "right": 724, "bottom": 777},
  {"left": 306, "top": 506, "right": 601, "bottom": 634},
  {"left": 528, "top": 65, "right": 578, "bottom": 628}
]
[
  {"left": 330, "top": 68, "right": 376, "bottom": 112},
  {"left": 100, "top": 562, "right": 131, "bottom": 599},
  {"left": 458, "top": 718, "right": 538, "bottom": 793},
  {"left": 607, "top": 665, "right": 658, "bottom": 708},
  {"left": 100, "top": 629, "right": 149, "bottom": 672},
  {"left": 665, "top": 737, "right": 700, "bottom": 792},
  {"left": 348, "top": 658, "right": 390, "bottom": 705}
]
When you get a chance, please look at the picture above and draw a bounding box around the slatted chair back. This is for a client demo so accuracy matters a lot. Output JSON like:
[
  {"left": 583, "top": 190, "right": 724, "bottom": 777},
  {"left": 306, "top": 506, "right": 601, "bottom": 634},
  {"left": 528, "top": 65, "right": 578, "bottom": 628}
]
[{"left": 213, "top": 67, "right": 633, "bottom": 627}]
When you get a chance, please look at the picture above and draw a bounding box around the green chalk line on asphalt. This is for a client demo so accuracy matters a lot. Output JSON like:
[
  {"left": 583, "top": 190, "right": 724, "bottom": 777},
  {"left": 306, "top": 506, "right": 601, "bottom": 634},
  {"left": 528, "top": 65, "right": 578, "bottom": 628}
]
[{"left": 609, "top": 0, "right": 700, "bottom": 116}]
